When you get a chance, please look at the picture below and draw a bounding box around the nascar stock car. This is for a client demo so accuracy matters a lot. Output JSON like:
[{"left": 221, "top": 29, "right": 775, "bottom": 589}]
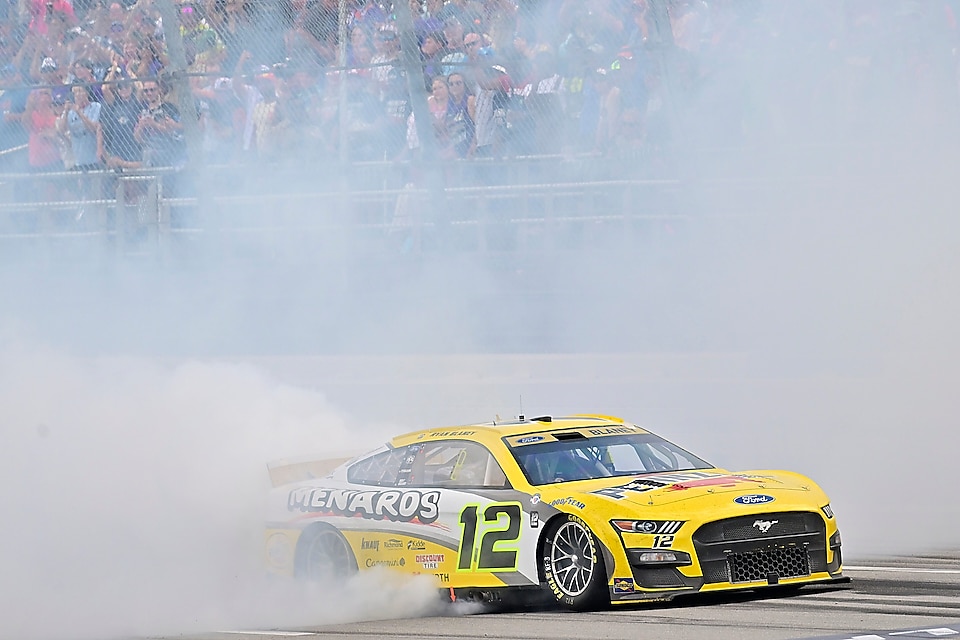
[{"left": 264, "top": 414, "right": 845, "bottom": 610}]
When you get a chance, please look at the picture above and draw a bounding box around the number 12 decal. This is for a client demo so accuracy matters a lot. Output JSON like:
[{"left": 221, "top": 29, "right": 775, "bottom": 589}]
[
  {"left": 653, "top": 534, "right": 674, "bottom": 548},
  {"left": 458, "top": 503, "right": 522, "bottom": 571}
]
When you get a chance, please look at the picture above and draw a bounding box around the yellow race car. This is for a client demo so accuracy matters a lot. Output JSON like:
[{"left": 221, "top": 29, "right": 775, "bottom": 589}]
[{"left": 265, "top": 414, "right": 845, "bottom": 610}]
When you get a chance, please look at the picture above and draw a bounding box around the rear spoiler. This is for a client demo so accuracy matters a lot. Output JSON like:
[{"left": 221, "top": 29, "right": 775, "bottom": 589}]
[{"left": 267, "top": 456, "right": 354, "bottom": 487}]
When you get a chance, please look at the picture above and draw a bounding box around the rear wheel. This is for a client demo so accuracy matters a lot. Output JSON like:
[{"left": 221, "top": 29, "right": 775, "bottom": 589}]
[
  {"left": 541, "top": 514, "right": 609, "bottom": 610},
  {"left": 295, "top": 524, "right": 357, "bottom": 582}
]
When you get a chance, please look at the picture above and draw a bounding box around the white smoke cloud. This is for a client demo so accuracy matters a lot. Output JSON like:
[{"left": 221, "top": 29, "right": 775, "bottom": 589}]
[{"left": 0, "top": 345, "right": 445, "bottom": 640}]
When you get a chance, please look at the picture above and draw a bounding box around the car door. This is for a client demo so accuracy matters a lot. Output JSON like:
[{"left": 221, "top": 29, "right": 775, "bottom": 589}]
[{"left": 404, "top": 439, "right": 541, "bottom": 589}]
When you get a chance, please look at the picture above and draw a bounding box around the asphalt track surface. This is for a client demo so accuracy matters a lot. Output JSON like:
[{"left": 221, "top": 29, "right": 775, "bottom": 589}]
[{"left": 188, "top": 554, "right": 960, "bottom": 640}]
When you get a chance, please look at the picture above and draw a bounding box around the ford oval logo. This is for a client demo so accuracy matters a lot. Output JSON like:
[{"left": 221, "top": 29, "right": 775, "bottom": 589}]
[
  {"left": 517, "top": 436, "right": 544, "bottom": 444},
  {"left": 734, "top": 494, "right": 775, "bottom": 505}
]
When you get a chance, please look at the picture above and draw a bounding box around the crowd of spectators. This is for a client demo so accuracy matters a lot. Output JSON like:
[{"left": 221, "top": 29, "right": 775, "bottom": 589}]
[{"left": 1, "top": 0, "right": 960, "bottom": 179}]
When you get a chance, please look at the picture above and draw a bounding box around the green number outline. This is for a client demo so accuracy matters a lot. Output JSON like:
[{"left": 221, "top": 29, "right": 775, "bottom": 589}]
[{"left": 456, "top": 502, "right": 523, "bottom": 572}]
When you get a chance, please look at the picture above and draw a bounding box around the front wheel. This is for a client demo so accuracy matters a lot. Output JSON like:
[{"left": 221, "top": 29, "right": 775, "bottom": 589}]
[{"left": 541, "top": 514, "right": 609, "bottom": 610}]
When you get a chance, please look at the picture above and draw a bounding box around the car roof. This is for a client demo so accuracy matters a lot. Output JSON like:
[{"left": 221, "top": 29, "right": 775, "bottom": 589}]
[{"left": 390, "top": 413, "right": 649, "bottom": 447}]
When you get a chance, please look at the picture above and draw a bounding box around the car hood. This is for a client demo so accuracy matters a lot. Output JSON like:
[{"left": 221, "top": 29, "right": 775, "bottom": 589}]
[{"left": 540, "top": 468, "right": 823, "bottom": 509}]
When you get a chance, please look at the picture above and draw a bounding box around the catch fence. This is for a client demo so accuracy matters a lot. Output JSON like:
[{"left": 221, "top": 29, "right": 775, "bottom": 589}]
[{"left": 1, "top": 0, "right": 959, "bottom": 259}]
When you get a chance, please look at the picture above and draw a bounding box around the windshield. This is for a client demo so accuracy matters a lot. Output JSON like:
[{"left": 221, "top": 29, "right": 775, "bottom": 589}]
[{"left": 510, "top": 433, "right": 713, "bottom": 486}]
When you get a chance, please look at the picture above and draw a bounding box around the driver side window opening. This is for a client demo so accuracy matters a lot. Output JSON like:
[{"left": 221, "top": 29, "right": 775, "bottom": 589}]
[
  {"left": 346, "top": 447, "right": 408, "bottom": 486},
  {"left": 346, "top": 441, "right": 510, "bottom": 488},
  {"left": 412, "top": 440, "right": 509, "bottom": 488}
]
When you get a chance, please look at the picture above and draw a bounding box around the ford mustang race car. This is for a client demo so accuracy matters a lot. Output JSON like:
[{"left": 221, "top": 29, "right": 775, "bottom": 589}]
[{"left": 264, "top": 414, "right": 844, "bottom": 610}]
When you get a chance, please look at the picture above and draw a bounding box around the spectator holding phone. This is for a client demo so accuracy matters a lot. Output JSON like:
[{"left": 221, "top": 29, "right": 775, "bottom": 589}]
[
  {"left": 57, "top": 83, "right": 102, "bottom": 171},
  {"left": 133, "top": 78, "right": 185, "bottom": 168}
]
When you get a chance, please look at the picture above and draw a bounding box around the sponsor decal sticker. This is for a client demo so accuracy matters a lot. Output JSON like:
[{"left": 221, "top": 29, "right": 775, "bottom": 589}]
[
  {"left": 416, "top": 553, "right": 445, "bottom": 569},
  {"left": 549, "top": 497, "right": 586, "bottom": 510},
  {"left": 665, "top": 474, "right": 762, "bottom": 491},
  {"left": 361, "top": 538, "right": 379, "bottom": 551},
  {"left": 594, "top": 472, "right": 763, "bottom": 499},
  {"left": 613, "top": 577, "right": 635, "bottom": 593},
  {"left": 288, "top": 488, "right": 441, "bottom": 524},
  {"left": 407, "top": 539, "right": 426, "bottom": 550},
  {"left": 365, "top": 557, "right": 406, "bottom": 568},
  {"left": 587, "top": 426, "right": 638, "bottom": 435},
  {"left": 517, "top": 435, "right": 545, "bottom": 444},
  {"left": 384, "top": 538, "right": 403, "bottom": 549},
  {"left": 734, "top": 494, "right": 775, "bottom": 505}
]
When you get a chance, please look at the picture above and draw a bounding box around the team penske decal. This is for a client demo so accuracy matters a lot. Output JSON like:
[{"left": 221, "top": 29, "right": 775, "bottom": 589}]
[
  {"left": 288, "top": 487, "right": 440, "bottom": 524},
  {"left": 594, "top": 472, "right": 760, "bottom": 499}
]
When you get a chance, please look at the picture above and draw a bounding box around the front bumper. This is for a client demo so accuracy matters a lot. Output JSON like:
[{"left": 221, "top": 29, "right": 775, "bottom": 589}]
[{"left": 609, "top": 511, "right": 845, "bottom": 603}]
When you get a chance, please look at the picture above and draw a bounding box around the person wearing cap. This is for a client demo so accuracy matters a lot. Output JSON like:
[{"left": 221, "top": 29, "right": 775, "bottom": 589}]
[
  {"left": 439, "top": 17, "right": 466, "bottom": 76},
  {"left": 412, "top": 0, "right": 442, "bottom": 45},
  {"left": 178, "top": 0, "right": 224, "bottom": 66},
  {"left": 32, "top": 55, "right": 73, "bottom": 105},
  {"left": 99, "top": 76, "right": 144, "bottom": 170}
]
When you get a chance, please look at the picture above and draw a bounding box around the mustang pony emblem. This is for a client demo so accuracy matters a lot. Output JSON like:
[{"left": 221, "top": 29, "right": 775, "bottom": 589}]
[{"left": 752, "top": 519, "right": 778, "bottom": 533}]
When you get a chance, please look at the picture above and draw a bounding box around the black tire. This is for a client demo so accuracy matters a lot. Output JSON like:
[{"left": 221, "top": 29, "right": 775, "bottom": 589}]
[
  {"left": 541, "top": 514, "right": 609, "bottom": 610},
  {"left": 294, "top": 524, "right": 357, "bottom": 582}
]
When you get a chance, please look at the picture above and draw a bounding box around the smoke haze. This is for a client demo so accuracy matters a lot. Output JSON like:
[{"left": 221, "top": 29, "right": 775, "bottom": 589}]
[
  {"left": 4, "top": 2, "right": 960, "bottom": 638},
  {"left": 0, "top": 348, "right": 446, "bottom": 639}
]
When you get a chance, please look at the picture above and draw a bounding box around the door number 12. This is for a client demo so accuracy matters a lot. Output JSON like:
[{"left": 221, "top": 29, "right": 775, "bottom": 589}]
[{"left": 458, "top": 503, "right": 522, "bottom": 571}]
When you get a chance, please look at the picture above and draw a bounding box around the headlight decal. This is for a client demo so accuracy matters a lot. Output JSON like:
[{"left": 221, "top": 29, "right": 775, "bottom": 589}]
[{"left": 611, "top": 519, "right": 684, "bottom": 534}]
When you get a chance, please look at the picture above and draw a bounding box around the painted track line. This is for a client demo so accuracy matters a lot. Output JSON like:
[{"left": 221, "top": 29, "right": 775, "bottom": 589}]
[{"left": 846, "top": 566, "right": 960, "bottom": 575}]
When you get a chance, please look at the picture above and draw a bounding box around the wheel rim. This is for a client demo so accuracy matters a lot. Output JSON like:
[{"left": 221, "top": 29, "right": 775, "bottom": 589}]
[
  {"left": 303, "top": 529, "right": 353, "bottom": 581},
  {"left": 548, "top": 521, "right": 596, "bottom": 597}
]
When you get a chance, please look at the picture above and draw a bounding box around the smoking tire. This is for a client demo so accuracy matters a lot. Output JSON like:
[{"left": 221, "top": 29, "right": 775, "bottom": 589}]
[
  {"left": 294, "top": 523, "right": 358, "bottom": 582},
  {"left": 541, "top": 514, "right": 609, "bottom": 610}
]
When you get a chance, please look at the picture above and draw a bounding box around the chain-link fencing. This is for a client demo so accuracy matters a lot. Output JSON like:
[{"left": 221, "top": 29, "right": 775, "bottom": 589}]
[{"left": 1, "top": 0, "right": 960, "bottom": 257}]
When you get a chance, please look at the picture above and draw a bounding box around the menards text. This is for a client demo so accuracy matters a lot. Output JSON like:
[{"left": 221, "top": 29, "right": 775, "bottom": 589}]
[{"left": 288, "top": 488, "right": 440, "bottom": 524}]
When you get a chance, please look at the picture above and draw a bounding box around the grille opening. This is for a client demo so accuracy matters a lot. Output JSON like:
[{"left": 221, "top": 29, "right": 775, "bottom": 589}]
[{"left": 728, "top": 545, "right": 811, "bottom": 583}]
